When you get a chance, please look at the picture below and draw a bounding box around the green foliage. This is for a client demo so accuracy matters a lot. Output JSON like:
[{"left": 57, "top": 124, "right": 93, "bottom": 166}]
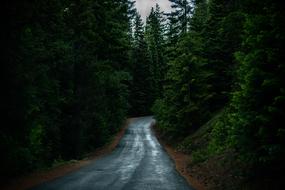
[
  {"left": 167, "top": 0, "right": 192, "bottom": 35},
  {"left": 192, "top": 149, "right": 208, "bottom": 164},
  {"left": 129, "top": 12, "right": 153, "bottom": 116},
  {"left": 224, "top": 2, "right": 285, "bottom": 167},
  {"left": 154, "top": 0, "right": 285, "bottom": 187},
  {"left": 128, "top": 5, "right": 167, "bottom": 116},
  {"left": 145, "top": 4, "right": 167, "bottom": 99},
  {"left": 153, "top": 0, "right": 213, "bottom": 138},
  {"left": 29, "top": 124, "right": 44, "bottom": 160},
  {"left": 1, "top": 0, "right": 133, "bottom": 179}
]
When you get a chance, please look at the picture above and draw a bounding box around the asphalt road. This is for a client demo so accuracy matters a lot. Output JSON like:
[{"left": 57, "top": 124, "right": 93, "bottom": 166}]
[{"left": 31, "top": 116, "right": 194, "bottom": 190}]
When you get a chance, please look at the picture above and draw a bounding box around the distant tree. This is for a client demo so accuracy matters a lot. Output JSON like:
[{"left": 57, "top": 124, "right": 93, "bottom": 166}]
[
  {"left": 153, "top": 0, "right": 210, "bottom": 137},
  {"left": 167, "top": 0, "right": 192, "bottom": 36},
  {"left": 145, "top": 4, "right": 166, "bottom": 99},
  {"left": 129, "top": 12, "right": 152, "bottom": 116}
]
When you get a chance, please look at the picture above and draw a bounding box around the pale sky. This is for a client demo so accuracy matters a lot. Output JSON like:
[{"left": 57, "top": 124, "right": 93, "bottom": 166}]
[{"left": 135, "top": 0, "right": 172, "bottom": 22}]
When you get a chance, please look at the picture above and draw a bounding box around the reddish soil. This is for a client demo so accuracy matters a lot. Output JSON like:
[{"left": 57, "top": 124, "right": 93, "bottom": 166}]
[
  {"left": 1, "top": 118, "right": 133, "bottom": 190},
  {"left": 151, "top": 124, "right": 206, "bottom": 190},
  {"left": 188, "top": 151, "right": 246, "bottom": 190},
  {"left": 161, "top": 144, "right": 206, "bottom": 190}
]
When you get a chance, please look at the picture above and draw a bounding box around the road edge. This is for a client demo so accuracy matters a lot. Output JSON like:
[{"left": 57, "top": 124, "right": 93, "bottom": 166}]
[
  {"left": 1, "top": 118, "right": 133, "bottom": 190},
  {"left": 150, "top": 121, "right": 206, "bottom": 190}
]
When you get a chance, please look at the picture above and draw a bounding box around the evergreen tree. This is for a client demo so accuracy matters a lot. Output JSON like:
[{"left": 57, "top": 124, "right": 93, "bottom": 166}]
[
  {"left": 167, "top": 0, "right": 192, "bottom": 36},
  {"left": 203, "top": 0, "right": 244, "bottom": 111},
  {"left": 153, "top": 0, "right": 210, "bottom": 137},
  {"left": 1, "top": 0, "right": 132, "bottom": 179},
  {"left": 129, "top": 12, "right": 152, "bottom": 115},
  {"left": 226, "top": 0, "right": 285, "bottom": 172},
  {"left": 145, "top": 4, "right": 166, "bottom": 99}
]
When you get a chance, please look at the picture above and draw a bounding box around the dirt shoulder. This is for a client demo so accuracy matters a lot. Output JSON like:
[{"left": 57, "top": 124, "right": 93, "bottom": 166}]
[
  {"left": 1, "top": 118, "right": 133, "bottom": 190},
  {"left": 151, "top": 124, "right": 206, "bottom": 190}
]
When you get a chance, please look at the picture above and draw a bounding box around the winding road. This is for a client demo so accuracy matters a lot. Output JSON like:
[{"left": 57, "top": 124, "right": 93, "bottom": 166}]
[{"left": 31, "top": 116, "right": 194, "bottom": 190}]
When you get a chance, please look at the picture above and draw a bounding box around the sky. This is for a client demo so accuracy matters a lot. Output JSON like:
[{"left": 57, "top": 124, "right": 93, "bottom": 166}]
[{"left": 135, "top": 0, "right": 172, "bottom": 22}]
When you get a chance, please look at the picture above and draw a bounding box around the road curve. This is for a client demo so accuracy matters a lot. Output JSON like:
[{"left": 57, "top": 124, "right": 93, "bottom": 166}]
[{"left": 31, "top": 116, "right": 194, "bottom": 190}]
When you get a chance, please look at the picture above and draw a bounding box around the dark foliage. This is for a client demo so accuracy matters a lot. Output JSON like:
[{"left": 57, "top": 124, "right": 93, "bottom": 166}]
[
  {"left": 1, "top": 0, "right": 133, "bottom": 180},
  {"left": 153, "top": 0, "right": 285, "bottom": 188}
]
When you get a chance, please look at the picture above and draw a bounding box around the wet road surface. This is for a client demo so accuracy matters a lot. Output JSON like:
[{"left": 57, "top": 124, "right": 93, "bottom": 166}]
[{"left": 31, "top": 116, "right": 194, "bottom": 190}]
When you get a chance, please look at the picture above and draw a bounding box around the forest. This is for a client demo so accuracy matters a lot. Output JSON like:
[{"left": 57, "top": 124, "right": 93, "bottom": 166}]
[{"left": 1, "top": 0, "right": 285, "bottom": 189}]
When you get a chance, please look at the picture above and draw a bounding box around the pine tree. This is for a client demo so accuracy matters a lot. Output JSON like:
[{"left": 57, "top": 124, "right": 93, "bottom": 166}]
[
  {"left": 201, "top": 0, "right": 245, "bottom": 111},
  {"left": 1, "top": 0, "right": 132, "bottom": 178},
  {"left": 152, "top": 0, "right": 210, "bottom": 137},
  {"left": 167, "top": 0, "right": 192, "bottom": 36},
  {"left": 145, "top": 4, "right": 166, "bottom": 100},
  {"left": 226, "top": 0, "right": 285, "bottom": 170},
  {"left": 129, "top": 12, "right": 152, "bottom": 115}
]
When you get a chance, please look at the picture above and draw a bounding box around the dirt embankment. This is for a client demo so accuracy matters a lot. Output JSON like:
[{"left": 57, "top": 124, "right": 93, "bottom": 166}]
[
  {"left": 151, "top": 121, "right": 246, "bottom": 190},
  {"left": 151, "top": 123, "right": 206, "bottom": 190},
  {"left": 1, "top": 118, "right": 133, "bottom": 190}
]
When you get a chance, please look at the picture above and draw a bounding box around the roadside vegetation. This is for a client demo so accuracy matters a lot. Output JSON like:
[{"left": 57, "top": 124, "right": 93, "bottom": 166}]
[
  {"left": 2, "top": 0, "right": 135, "bottom": 182},
  {"left": 152, "top": 0, "right": 285, "bottom": 189}
]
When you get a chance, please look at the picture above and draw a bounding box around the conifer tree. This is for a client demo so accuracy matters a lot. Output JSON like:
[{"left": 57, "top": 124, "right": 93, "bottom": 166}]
[
  {"left": 145, "top": 4, "right": 166, "bottom": 99},
  {"left": 1, "top": 0, "right": 132, "bottom": 178},
  {"left": 129, "top": 12, "right": 152, "bottom": 115},
  {"left": 167, "top": 0, "right": 192, "bottom": 36}
]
